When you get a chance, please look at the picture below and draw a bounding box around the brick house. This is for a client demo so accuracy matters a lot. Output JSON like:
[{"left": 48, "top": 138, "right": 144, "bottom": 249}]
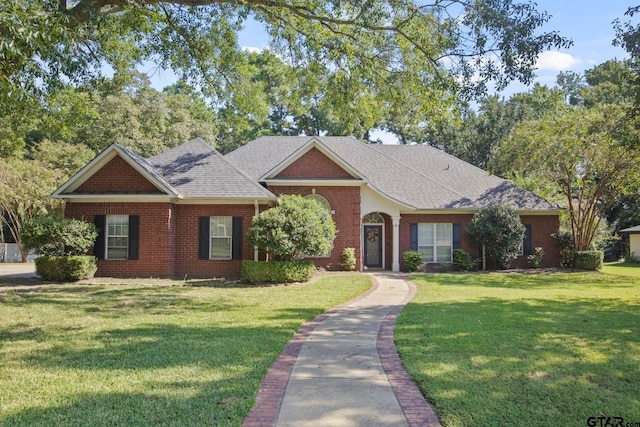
[{"left": 52, "top": 136, "right": 561, "bottom": 277}]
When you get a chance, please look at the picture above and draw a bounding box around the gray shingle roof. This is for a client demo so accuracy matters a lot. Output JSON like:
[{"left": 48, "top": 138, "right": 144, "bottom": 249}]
[
  {"left": 225, "top": 136, "right": 558, "bottom": 211},
  {"left": 147, "top": 138, "right": 275, "bottom": 199}
]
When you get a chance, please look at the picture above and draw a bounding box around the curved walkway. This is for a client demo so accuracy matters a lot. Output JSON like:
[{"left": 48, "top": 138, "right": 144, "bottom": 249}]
[{"left": 243, "top": 272, "right": 441, "bottom": 427}]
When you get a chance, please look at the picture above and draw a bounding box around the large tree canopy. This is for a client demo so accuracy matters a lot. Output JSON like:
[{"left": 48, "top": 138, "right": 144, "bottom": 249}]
[{"left": 1, "top": 0, "right": 569, "bottom": 106}]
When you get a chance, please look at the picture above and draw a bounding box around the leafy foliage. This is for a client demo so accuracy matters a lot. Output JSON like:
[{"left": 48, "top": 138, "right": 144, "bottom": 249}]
[
  {"left": 465, "top": 205, "right": 525, "bottom": 270},
  {"left": 527, "top": 247, "right": 545, "bottom": 269},
  {"left": 340, "top": 247, "right": 357, "bottom": 271},
  {"left": 247, "top": 195, "right": 336, "bottom": 261},
  {"left": 241, "top": 260, "right": 315, "bottom": 284},
  {"left": 0, "top": 158, "right": 63, "bottom": 261},
  {"left": 21, "top": 216, "right": 98, "bottom": 257},
  {"left": 574, "top": 251, "right": 604, "bottom": 271},
  {"left": 453, "top": 249, "right": 474, "bottom": 271},
  {"left": 402, "top": 250, "right": 423, "bottom": 272},
  {"left": 35, "top": 256, "right": 98, "bottom": 282}
]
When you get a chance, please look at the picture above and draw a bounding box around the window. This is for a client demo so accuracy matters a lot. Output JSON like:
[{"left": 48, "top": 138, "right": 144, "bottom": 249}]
[
  {"left": 198, "top": 216, "right": 242, "bottom": 261},
  {"left": 106, "top": 215, "right": 129, "bottom": 260},
  {"left": 417, "top": 223, "right": 452, "bottom": 263},
  {"left": 210, "top": 216, "right": 232, "bottom": 259}
]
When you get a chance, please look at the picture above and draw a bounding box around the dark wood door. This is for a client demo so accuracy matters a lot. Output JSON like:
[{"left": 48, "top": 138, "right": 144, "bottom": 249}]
[{"left": 364, "top": 225, "right": 383, "bottom": 268}]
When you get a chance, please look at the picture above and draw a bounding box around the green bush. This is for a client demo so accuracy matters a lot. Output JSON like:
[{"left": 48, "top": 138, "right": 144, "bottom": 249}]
[
  {"left": 465, "top": 204, "right": 525, "bottom": 270},
  {"left": 403, "top": 250, "right": 423, "bottom": 272},
  {"left": 247, "top": 195, "right": 336, "bottom": 261},
  {"left": 35, "top": 256, "right": 97, "bottom": 281},
  {"left": 574, "top": 251, "right": 604, "bottom": 270},
  {"left": 340, "top": 247, "right": 357, "bottom": 271},
  {"left": 453, "top": 249, "right": 474, "bottom": 271},
  {"left": 21, "top": 216, "right": 97, "bottom": 256},
  {"left": 241, "top": 260, "right": 315, "bottom": 284},
  {"left": 553, "top": 230, "right": 575, "bottom": 268},
  {"left": 527, "top": 247, "right": 545, "bottom": 268}
]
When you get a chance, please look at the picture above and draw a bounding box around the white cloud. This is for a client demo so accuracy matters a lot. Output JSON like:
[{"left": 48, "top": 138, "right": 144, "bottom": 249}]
[
  {"left": 241, "top": 45, "right": 263, "bottom": 54},
  {"left": 536, "top": 51, "right": 582, "bottom": 71}
]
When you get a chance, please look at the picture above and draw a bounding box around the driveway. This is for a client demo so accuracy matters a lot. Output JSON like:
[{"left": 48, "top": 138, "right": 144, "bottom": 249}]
[{"left": 0, "top": 262, "right": 39, "bottom": 278}]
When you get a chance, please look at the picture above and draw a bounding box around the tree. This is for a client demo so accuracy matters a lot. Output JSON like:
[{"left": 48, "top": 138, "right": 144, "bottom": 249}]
[
  {"left": 465, "top": 204, "right": 525, "bottom": 270},
  {"left": 0, "top": 158, "right": 63, "bottom": 261},
  {"left": 502, "top": 105, "right": 640, "bottom": 252},
  {"left": 1, "top": 0, "right": 570, "bottom": 126},
  {"left": 247, "top": 195, "right": 336, "bottom": 261}
]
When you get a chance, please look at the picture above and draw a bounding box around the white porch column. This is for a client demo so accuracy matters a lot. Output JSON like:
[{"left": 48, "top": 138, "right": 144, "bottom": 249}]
[{"left": 392, "top": 215, "right": 401, "bottom": 272}]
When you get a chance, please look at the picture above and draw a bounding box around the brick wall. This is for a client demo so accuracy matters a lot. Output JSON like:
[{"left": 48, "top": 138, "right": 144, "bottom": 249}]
[
  {"left": 174, "top": 204, "right": 258, "bottom": 278},
  {"left": 275, "top": 148, "right": 355, "bottom": 179},
  {"left": 65, "top": 202, "right": 176, "bottom": 277},
  {"left": 399, "top": 213, "right": 561, "bottom": 270},
  {"left": 76, "top": 156, "right": 162, "bottom": 193},
  {"left": 267, "top": 186, "right": 362, "bottom": 270}
]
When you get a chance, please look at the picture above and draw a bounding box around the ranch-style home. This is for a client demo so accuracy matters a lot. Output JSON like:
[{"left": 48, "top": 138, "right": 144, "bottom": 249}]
[{"left": 52, "top": 136, "right": 561, "bottom": 278}]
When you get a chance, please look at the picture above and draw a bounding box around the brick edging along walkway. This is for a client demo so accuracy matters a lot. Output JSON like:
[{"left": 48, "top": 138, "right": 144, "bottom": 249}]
[
  {"left": 242, "top": 273, "right": 441, "bottom": 427},
  {"left": 242, "top": 278, "right": 380, "bottom": 427}
]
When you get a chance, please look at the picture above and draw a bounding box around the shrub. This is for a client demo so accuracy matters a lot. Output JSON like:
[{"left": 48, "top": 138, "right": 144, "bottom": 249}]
[
  {"left": 247, "top": 195, "right": 337, "bottom": 261},
  {"left": 574, "top": 251, "right": 604, "bottom": 270},
  {"left": 21, "top": 216, "right": 97, "bottom": 256},
  {"left": 527, "top": 247, "right": 545, "bottom": 268},
  {"left": 553, "top": 230, "right": 575, "bottom": 268},
  {"left": 241, "top": 260, "right": 315, "bottom": 284},
  {"left": 35, "top": 256, "right": 97, "bottom": 281},
  {"left": 403, "top": 250, "right": 423, "bottom": 272},
  {"left": 465, "top": 205, "right": 525, "bottom": 270},
  {"left": 340, "top": 247, "right": 357, "bottom": 271},
  {"left": 453, "top": 249, "right": 474, "bottom": 271}
]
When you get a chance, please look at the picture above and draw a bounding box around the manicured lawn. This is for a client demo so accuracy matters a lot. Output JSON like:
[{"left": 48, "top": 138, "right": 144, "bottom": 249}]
[
  {"left": 602, "top": 262, "right": 640, "bottom": 278},
  {"left": 395, "top": 272, "right": 640, "bottom": 427},
  {"left": 0, "top": 274, "right": 371, "bottom": 426}
]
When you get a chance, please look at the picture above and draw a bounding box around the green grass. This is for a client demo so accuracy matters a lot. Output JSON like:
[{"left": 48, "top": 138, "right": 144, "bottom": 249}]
[
  {"left": 0, "top": 274, "right": 371, "bottom": 426},
  {"left": 395, "top": 272, "right": 640, "bottom": 427},
  {"left": 602, "top": 262, "right": 640, "bottom": 278}
]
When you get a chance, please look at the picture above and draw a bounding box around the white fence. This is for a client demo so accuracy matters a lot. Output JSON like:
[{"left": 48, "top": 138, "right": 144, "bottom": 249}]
[{"left": 1, "top": 244, "right": 38, "bottom": 263}]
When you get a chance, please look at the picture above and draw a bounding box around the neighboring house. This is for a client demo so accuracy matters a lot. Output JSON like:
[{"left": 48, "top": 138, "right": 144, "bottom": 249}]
[
  {"left": 52, "top": 136, "right": 561, "bottom": 277},
  {"left": 620, "top": 225, "right": 640, "bottom": 261}
]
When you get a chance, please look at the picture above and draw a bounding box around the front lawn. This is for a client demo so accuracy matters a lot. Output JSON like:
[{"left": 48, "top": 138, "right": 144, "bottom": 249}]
[
  {"left": 602, "top": 262, "right": 640, "bottom": 278},
  {"left": 395, "top": 272, "right": 640, "bottom": 427},
  {"left": 0, "top": 274, "right": 371, "bottom": 426}
]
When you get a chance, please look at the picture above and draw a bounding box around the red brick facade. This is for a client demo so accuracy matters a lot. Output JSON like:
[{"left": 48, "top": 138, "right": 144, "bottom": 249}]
[
  {"left": 399, "top": 213, "right": 561, "bottom": 270},
  {"left": 276, "top": 148, "right": 355, "bottom": 179},
  {"left": 76, "top": 156, "right": 162, "bottom": 193},
  {"left": 63, "top": 150, "right": 561, "bottom": 278},
  {"left": 267, "top": 186, "right": 362, "bottom": 270}
]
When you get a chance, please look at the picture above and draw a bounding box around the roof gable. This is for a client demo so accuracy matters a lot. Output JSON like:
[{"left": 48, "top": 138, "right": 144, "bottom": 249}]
[{"left": 53, "top": 144, "right": 179, "bottom": 199}]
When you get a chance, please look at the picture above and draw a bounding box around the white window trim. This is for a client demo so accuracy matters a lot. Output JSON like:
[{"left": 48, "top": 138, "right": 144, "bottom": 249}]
[
  {"left": 106, "top": 214, "right": 129, "bottom": 260},
  {"left": 210, "top": 216, "right": 232, "bottom": 260},
  {"left": 418, "top": 223, "right": 453, "bottom": 263}
]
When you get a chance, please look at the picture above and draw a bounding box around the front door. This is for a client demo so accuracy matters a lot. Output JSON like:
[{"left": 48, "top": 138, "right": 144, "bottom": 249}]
[{"left": 364, "top": 225, "right": 383, "bottom": 268}]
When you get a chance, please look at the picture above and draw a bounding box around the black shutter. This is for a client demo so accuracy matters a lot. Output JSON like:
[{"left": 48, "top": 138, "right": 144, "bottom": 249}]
[
  {"left": 523, "top": 224, "right": 532, "bottom": 256},
  {"left": 128, "top": 215, "right": 139, "bottom": 260},
  {"left": 410, "top": 223, "right": 418, "bottom": 251},
  {"left": 232, "top": 217, "right": 242, "bottom": 260},
  {"left": 198, "top": 217, "right": 210, "bottom": 260},
  {"left": 453, "top": 223, "right": 461, "bottom": 250},
  {"left": 94, "top": 215, "right": 106, "bottom": 260}
]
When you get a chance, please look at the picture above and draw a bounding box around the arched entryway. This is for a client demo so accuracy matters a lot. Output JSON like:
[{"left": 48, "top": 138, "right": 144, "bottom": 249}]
[{"left": 363, "top": 212, "right": 385, "bottom": 269}]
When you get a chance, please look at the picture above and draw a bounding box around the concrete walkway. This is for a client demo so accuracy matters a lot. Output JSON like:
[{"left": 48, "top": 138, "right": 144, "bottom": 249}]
[{"left": 243, "top": 272, "right": 441, "bottom": 427}]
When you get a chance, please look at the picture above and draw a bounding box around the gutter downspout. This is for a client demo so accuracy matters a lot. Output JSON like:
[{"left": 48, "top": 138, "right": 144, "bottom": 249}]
[{"left": 254, "top": 200, "right": 259, "bottom": 261}]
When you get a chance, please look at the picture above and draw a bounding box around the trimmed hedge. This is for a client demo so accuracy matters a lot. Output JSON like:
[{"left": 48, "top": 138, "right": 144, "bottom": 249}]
[
  {"left": 574, "top": 251, "right": 604, "bottom": 271},
  {"left": 403, "top": 250, "right": 423, "bottom": 272},
  {"left": 241, "top": 260, "right": 315, "bottom": 284},
  {"left": 35, "top": 256, "right": 97, "bottom": 282}
]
